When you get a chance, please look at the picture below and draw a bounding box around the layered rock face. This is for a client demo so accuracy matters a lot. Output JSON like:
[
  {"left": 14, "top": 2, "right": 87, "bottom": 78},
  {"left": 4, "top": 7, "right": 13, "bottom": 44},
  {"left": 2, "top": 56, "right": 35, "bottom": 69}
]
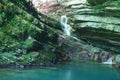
[
  {"left": 32, "top": 0, "right": 120, "bottom": 53},
  {"left": 63, "top": 0, "right": 120, "bottom": 65},
  {"left": 31, "top": 0, "right": 120, "bottom": 66},
  {"left": 59, "top": 0, "right": 120, "bottom": 53}
]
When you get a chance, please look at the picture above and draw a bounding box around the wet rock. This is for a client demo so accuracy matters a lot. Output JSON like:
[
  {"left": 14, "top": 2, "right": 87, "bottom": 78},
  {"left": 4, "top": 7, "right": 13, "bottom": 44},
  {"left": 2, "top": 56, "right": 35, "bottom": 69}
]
[{"left": 115, "top": 55, "right": 120, "bottom": 66}]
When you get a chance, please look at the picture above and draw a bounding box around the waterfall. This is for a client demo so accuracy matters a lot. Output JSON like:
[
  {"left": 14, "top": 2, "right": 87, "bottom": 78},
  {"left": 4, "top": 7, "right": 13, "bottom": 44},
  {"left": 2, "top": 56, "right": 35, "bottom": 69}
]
[
  {"left": 102, "top": 57, "right": 113, "bottom": 64},
  {"left": 60, "top": 15, "right": 72, "bottom": 36}
]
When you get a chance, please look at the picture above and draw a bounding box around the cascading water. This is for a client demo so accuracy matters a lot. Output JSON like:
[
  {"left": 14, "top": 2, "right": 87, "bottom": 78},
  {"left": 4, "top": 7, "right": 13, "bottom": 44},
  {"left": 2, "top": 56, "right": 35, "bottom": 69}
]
[
  {"left": 102, "top": 57, "right": 113, "bottom": 64},
  {"left": 60, "top": 15, "right": 84, "bottom": 43},
  {"left": 60, "top": 15, "right": 72, "bottom": 36},
  {"left": 59, "top": 16, "right": 119, "bottom": 67}
]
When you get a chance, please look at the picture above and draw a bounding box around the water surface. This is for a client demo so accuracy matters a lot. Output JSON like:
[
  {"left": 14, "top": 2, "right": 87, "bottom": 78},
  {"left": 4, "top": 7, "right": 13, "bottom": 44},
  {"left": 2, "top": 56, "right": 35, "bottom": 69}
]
[{"left": 0, "top": 61, "right": 120, "bottom": 80}]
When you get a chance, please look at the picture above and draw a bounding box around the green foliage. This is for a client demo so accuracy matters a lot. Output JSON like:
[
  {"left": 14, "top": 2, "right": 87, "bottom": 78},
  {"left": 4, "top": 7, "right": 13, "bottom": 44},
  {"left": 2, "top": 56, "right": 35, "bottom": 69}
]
[
  {"left": 0, "top": 52, "right": 38, "bottom": 65},
  {"left": 87, "top": 0, "right": 109, "bottom": 6},
  {"left": 0, "top": 12, "right": 5, "bottom": 19},
  {"left": 36, "top": 50, "right": 55, "bottom": 63},
  {"left": 92, "top": 0, "right": 120, "bottom": 12},
  {"left": 114, "top": 0, "right": 120, "bottom": 8},
  {"left": 0, "top": 1, "right": 33, "bottom": 52},
  {"left": 18, "top": 52, "right": 38, "bottom": 65},
  {"left": 0, "top": 52, "right": 17, "bottom": 64},
  {"left": 21, "top": 38, "right": 34, "bottom": 49},
  {"left": 0, "top": 0, "right": 60, "bottom": 66},
  {"left": 0, "top": 2, "right": 3, "bottom": 9}
]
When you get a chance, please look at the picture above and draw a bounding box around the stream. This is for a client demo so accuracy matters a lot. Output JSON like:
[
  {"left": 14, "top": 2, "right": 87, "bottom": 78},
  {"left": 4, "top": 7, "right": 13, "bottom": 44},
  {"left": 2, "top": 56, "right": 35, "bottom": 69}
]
[{"left": 0, "top": 61, "right": 120, "bottom": 80}]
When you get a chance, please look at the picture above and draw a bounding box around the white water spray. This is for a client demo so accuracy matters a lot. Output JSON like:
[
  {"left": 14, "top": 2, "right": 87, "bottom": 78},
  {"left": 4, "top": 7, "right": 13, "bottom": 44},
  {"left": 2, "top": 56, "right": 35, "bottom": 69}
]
[
  {"left": 102, "top": 57, "right": 113, "bottom": 64},
  {"left": 60, "top": 15, "right": 72, "bottom": 36}
]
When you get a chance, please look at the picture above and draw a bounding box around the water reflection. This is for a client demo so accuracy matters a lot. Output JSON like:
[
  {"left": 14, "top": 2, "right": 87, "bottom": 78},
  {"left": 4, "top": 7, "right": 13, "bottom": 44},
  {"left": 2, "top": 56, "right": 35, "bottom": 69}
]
[{"left": 65, "top": 70, "right": 72, "bottom": 80}]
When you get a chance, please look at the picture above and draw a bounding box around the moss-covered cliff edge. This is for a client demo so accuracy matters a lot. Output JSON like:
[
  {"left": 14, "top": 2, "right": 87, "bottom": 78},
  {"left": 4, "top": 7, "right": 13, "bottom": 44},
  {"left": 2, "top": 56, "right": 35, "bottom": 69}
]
[{"left": 0, "top": 0, "right": 71, "bottom": 68}]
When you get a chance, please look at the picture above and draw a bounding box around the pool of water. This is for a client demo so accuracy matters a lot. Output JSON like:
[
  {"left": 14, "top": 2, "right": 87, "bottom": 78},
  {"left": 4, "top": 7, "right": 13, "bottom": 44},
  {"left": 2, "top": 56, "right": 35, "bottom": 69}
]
[{"left": 0, "top": 61, "right": 120, "bottom": 80}]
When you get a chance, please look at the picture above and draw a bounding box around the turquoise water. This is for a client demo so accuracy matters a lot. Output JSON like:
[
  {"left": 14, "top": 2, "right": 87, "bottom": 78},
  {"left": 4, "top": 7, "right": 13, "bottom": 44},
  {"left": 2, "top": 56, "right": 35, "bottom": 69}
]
[{"left": 0, "top": 62, "right": 120, "bottom": 80}]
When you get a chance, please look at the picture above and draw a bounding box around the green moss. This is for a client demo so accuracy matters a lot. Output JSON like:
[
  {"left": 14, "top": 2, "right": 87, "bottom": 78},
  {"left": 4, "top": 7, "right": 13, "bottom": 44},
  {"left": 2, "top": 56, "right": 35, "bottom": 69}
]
[
  {"left": 18, "top": 52, "right": 38, "bottom": 65},
  {"left": 35, "top": 50, "right": 55, "bottom": 63},
  {"left": 87, "top": 0, "right": 109, "bottom": 6},
  {"left": 0, "top": 3, "right": 3, "bottom": 8},
  {"left": 0, "top": 0, "right": 65, "bottom": 66},
  {"left": 0, "top": 52, "right": 17, "bottom": 64}
]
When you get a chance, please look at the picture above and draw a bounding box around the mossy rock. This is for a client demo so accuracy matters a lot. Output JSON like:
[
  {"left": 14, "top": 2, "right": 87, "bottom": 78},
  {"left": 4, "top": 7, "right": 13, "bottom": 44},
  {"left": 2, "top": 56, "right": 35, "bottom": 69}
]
[
  {"left": 87, "top": 0, "right": 109, "bottom": 6},
  {"left": 35, "top": 50, "right": 55, "bottom": 63}
]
